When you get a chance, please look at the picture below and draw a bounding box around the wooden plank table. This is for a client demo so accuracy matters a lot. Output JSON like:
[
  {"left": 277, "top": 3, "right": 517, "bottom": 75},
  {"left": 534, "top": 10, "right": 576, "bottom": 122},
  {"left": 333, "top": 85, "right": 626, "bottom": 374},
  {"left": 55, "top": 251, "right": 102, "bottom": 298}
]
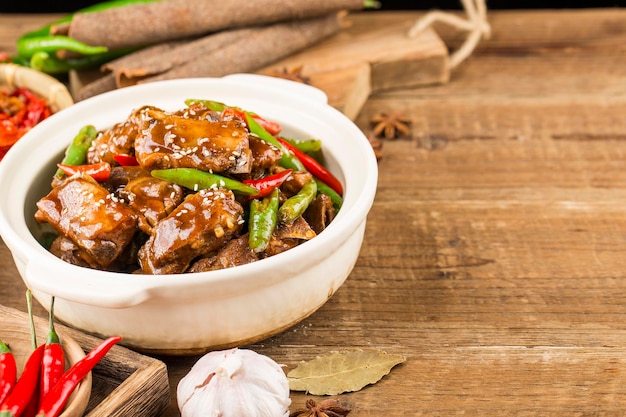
[{"left": 3, "top": 8, "right": 626, "bottom": 415}]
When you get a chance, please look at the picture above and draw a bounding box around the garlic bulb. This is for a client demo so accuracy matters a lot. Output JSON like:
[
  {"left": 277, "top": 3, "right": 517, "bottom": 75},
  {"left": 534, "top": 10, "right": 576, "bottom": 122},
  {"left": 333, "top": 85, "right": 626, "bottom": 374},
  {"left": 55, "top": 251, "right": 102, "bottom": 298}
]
[{"left": 177, "top": 348, "right": 291, "bottom": 417}]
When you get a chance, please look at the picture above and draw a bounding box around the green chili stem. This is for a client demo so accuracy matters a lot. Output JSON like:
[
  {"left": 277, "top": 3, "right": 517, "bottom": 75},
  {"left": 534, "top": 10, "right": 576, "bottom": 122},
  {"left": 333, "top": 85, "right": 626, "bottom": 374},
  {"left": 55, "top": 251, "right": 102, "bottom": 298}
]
[
  {"left": 151, "top": 168, "right": 259, "bottom": 196},
  {"left": 278, "top": 179, "right": 317, "bottom": 224},
  {"left": 248, "top": 188, "right": 279, "bottom": 253}
]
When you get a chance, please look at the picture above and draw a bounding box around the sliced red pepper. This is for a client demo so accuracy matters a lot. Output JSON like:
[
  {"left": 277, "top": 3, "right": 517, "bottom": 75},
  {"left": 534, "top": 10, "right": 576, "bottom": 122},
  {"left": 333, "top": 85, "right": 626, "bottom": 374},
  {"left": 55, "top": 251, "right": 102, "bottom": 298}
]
[
  {"left": 277, "top": 138, "right": 343, "bottom": 196},
  {"left": 222, "top": 107, "right": 282, "bottom": 136},
  {"left": 113, "top": 154, "right": 139, "bottom": 166},
  {"left": 243, "top": 169, "right": 293, "bottom": 199},
  {"left": 57, "top": 162, "right": 111, "bottom": 182}
]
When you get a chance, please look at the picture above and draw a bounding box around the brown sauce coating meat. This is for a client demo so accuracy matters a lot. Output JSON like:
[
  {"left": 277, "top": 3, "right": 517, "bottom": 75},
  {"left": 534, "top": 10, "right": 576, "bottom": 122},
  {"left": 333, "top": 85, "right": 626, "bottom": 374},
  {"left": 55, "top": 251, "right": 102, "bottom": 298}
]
[
  {"left": 134, "top": 106, "right": 251, "bottom": 174},
  {"left": 87, "top": 106, "right": 149, "bottom": 165},
  {"left": 35, "top": 174, "right": 138, "bottom": 268},
  {"left": 35, "top": 103, "right": 339, "bottom": 274},
  {"left": 137, "top": 188, "right": 244, "bottom": 274},
  {"left": 187, "top": 234, "right": 258, "bottom": 273},
  {"left": 105, "top": 166, "right": 185, "bottom": 234}
]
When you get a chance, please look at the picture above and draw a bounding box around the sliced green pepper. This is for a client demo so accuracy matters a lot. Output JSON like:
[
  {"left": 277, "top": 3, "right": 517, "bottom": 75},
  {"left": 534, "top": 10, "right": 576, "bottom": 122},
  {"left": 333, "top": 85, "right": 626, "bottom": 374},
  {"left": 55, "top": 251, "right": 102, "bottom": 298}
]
[
  {"left": 278, "top": 179, "right": 317, "bottom": 225},
  {"left": 314, "top": 178, "right": 343, "bottom": 210},
  {"left": 151, "top": 168, "right": 259, "bottom": 196},
  {"left": 248, "top": 188, "right": 279, "bottom": 253},
  {"left": 55, "top": 125, "right": 98, "bottom": 179}
]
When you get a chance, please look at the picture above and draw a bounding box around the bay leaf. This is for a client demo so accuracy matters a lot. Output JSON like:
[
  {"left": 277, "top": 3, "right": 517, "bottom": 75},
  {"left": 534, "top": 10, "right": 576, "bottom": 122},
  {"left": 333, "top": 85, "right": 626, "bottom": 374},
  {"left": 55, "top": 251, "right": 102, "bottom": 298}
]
[{"left": 287, "top": 349, "right": 406, "bottom": 395}]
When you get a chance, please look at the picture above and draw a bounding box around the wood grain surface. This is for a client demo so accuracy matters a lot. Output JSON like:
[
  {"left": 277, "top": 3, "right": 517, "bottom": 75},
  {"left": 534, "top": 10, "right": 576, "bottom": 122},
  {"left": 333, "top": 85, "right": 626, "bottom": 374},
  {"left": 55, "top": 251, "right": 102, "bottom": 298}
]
[{"left": 2, "top": 8, "right": 626, "bottom": 416}]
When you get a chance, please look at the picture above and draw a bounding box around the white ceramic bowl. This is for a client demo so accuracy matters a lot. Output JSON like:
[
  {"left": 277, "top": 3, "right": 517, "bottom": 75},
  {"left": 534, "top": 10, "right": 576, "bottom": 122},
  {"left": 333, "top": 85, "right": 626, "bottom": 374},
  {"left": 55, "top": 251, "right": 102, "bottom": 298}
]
[{"left": 0, "top": 74, "right": 378, "bottom": 355}]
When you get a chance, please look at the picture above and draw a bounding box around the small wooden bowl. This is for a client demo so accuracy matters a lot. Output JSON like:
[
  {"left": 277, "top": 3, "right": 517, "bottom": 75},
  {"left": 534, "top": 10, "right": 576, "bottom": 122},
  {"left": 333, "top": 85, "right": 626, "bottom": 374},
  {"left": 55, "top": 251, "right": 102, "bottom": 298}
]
[
  {"left": 0, "top": 63, "right": 73, "bottom": 112},
  {"left": 0, "top": 312, "right": 92, "bottom": 417}
]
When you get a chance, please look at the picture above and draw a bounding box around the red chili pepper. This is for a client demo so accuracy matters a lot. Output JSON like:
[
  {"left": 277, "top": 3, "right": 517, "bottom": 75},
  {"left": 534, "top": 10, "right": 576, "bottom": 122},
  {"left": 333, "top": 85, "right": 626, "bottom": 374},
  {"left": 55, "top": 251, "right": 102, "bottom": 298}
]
[
  {"left": 0, "top": 341, "right": 17, "bottom": 405},
  {"left": 242, "top": 169, "right": 293, "bottom": 199},
  {"left": 56, "top": 162, "right": 111, "bottom": 182},
  {"left": 0, "top": 344, "right": 45, "bottom": 417},
  {"left": 38, "top": 298, "right": 64, "bottom": 406},
  {"left": 0, "top": 87, "right": 52, "bottom": 160},
  {"left": 222, "top": 107, "right": 282, "bottom": 136},
  {"left": 35, "top": 336, "right": 122, "bottom": 417},
  {"left": 113, "top": 154, "right": 139, "bottom": 166},
  {"left": 277, "top": 138, "right": 343, "bottom": 196}
]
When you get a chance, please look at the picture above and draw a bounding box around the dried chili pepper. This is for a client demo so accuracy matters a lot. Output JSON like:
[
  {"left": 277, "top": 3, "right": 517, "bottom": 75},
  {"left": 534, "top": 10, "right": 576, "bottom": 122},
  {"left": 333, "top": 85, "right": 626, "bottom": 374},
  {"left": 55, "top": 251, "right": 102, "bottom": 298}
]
[
  {"left": 36, "top": 336, "right": 122, "bottom": 417},
  {"left": 151, "top": 168, "right": 258, "bottom": 196},
  {"left": 0, "top": 87, "right": 52, "bottom": 159},
  {"left": 0, "top": 341, "right": 16, "bottom": 405},
  {"left": 242, "top": 169, "right": 292, "bottom": 199},
  {"left": 113, "top": 154, "right": 138, "bottom": 166},
  {"left": 0, "top": 345, "right": 45, "bottom": 417},
  {"left": 277, "top": 137, "right": 343, "bottom": 196},
  {"left": 248, "top": 188, "right": 280, "bottom": 253},
  {"left": 56, "top": 162, "right": 111, "bottom": 182},
  {"left": 39, "top": 298, "right": 64, "bottom": 405}
]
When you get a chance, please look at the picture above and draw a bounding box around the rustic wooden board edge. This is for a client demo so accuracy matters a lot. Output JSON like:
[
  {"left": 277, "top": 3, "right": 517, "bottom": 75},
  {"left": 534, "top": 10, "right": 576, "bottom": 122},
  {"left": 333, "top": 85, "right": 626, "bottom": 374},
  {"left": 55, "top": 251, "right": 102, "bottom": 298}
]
[{"left": 0, "top": 304, "right": 171, "bottom": 417}]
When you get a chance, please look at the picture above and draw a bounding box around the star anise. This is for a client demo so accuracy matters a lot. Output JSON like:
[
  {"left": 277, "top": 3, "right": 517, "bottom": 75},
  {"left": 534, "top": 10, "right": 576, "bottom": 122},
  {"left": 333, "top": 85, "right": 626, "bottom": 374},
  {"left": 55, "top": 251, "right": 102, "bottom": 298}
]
[
  {"left": 289, "top": 399, "right": 351, "bottom": 417},
  {"left": 369, "top": 110, "right": 411, "bottom": 140},
  {"left": 266, "top": 65, "right": 311, "bottom": 84}
]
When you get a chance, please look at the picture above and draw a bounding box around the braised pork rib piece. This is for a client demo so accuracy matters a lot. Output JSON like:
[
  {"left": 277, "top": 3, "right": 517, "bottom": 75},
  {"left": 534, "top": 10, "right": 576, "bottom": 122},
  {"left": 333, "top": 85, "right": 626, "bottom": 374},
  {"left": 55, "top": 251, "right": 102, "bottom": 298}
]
[
  {"left": 35, "top": 174, "right": 138, "bottom": 268},
  {"left": 137, "top": 188, "right": 244, "bottom": 274}
]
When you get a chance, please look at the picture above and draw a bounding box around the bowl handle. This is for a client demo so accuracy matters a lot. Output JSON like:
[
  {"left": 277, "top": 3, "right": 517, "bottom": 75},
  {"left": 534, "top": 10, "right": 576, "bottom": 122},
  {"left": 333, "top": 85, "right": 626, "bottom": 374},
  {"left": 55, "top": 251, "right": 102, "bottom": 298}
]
[
  {"left": 223, "top": 73, "right": 329, "bottom": 105},
  {"left": 25, "top": 261, "right": 151, "bottom": 309}
]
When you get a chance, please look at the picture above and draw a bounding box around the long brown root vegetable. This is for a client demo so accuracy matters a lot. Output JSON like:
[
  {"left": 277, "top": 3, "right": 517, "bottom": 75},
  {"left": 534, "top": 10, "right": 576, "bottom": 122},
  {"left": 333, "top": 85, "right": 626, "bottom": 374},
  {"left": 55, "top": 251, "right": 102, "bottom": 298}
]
[
  {"left": 65, "top": 0, "right": 365, "bottom": 51},
  {"left": 77, "top": 13, "right": 344, "bottom": 101},
  {"left": 102, "top": 28, "right": 257, "bottom": 87}
]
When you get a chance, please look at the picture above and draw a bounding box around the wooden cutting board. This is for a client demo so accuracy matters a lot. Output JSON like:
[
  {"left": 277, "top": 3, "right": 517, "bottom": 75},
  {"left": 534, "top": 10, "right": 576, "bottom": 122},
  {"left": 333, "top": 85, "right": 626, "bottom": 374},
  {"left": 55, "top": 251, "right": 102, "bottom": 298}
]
[
  {"left": 0, "top": 304, "right": 170, "bottom": 417},
  {"left": 257, "top": 12, "right": 450, "bottom": 119},
  {"left": 69, "top": 12, "right": 449, "bottom": 120}
]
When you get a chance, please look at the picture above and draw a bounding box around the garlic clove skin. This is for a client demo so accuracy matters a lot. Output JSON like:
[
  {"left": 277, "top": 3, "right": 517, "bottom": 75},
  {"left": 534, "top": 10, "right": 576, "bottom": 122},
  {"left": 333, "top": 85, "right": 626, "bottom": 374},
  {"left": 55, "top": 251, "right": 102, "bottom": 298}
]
[{"left": 177, "top": 348, "right": 291, "bottom": 417}]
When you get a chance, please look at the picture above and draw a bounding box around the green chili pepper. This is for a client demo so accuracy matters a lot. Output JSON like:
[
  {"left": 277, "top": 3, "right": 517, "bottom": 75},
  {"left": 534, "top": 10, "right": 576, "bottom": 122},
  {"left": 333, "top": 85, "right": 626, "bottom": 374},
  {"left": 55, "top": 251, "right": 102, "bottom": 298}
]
[
  {"left": 314, "top": 178, "right": 343, "bottom": 210},
  {"left": 248, "top": 188, "right": 279, "bottom": 253},
  {"left": 244, "top": 113, "right": 305, "bottom": 172},
  {"left": 55, "top": 125, "right": 98, "bottom": 179},
  {"left": 30, "top": 49, "right": 135, "bottom": 74},
  {"left": 278, "top": 179, "right": 317, "bottom": 224},
  {"left": 280, "top": 137, "right": 322, "bottom": 154},
  {"left": 17, "top": 36, "right": 108, "bottom": 59},
  {"left": 151, "top": 168, "right": 259, "bottom": 196},
  {"left": 184, "top": 98, "right": 226, "bottom": 112}
]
